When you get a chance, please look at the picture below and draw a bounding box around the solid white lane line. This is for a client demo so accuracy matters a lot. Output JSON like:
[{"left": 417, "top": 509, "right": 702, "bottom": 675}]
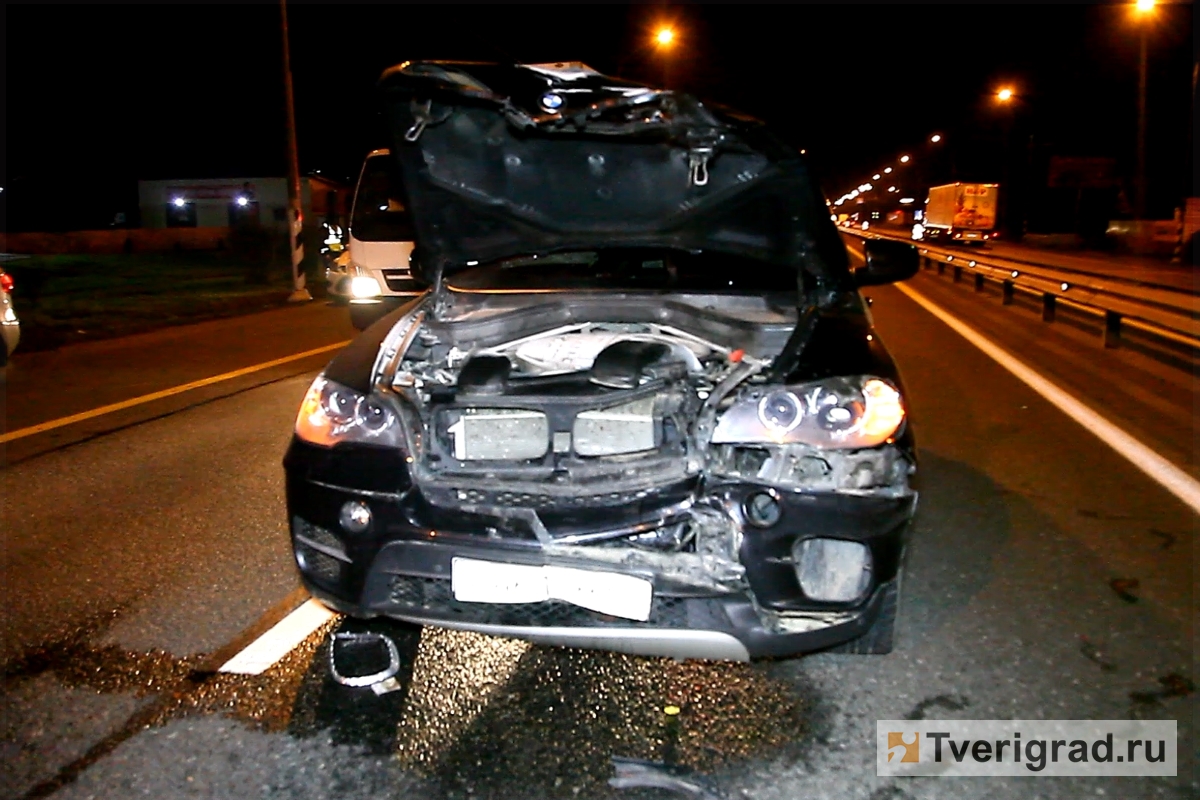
[
  {"left": 895, "top": 282, "right": 1200, "bottom": 516},
  {"left": 0, "top": 340, "right": 351, "bottom": 444},
  {"left": 218, "top": 598, "right": 338, "bottom": 675}
]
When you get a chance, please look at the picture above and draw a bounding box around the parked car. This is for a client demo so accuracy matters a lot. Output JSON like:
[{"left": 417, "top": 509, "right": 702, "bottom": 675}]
[
  {"left": 285, "top": 61, "right": 920, "bottom": 661},
  {"left": 1, "top": 268, "right": 20, "bottom": 365},
  {"left": 325, "top": 149, "right": 424, "bottom": 330}
]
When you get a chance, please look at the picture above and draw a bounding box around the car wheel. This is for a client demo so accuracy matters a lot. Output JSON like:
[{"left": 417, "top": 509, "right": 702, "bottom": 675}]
[{"left": 828, "top": 574, "right": 901, "bottom": 655}]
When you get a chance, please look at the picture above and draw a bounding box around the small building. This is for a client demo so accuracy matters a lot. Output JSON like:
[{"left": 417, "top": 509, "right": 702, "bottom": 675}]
[{"left": 137, "top": 175, "right": 349, "bottom": 231}]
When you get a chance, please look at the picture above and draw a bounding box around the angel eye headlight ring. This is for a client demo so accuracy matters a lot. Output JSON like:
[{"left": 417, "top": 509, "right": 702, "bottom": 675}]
[{"left": 757, "top": 390, "right": 803, "bottom": 434}]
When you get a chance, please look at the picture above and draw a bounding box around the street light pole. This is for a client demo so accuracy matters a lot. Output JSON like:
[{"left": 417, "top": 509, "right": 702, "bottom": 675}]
[
  {"left": 1135, "top": 22, "right": 1148, "bottom": 221},
  {"left": 281, "top": 0, "right": 311, "bottom": 302}
]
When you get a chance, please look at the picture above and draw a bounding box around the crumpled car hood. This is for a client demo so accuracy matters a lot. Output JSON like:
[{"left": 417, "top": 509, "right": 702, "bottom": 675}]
[{"left": 376, "top": 61, "right": 851, "bottom": 289}]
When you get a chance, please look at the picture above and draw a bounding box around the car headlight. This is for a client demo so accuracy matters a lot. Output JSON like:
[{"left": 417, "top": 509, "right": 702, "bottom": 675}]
[
  {"left": 295, "top": 376, "right": 403, "bottom": 447},
  {"left": 350, "top": 276, "right": 382, "bottom": 299},
  {"left": 711, "top": 376, "right": 905, "bottom": 449}
]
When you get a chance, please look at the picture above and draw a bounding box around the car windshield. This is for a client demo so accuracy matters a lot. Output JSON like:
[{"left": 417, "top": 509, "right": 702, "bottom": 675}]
[
  {"left": 445, "top": 249, "right": 800, "bottom": 293},
  {"left": 351, "top": 156, "right": 415, "bottom": 242}
]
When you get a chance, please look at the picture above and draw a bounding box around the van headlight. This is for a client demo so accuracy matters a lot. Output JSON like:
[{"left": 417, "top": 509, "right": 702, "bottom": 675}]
[
  {"left": 350, "top": 276, "right": 382, "bottom": 298},
  {"left": 295, "top": 376, "right": 403, "bottom": 447},
  {"left": 712, "top": 376, "right": 905, "bottom": 449}
]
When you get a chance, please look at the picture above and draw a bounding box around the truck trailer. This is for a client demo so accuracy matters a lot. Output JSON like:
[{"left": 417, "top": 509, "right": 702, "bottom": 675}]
[{"left": 914, "top": 183, "right": 999, "bottom": 245}]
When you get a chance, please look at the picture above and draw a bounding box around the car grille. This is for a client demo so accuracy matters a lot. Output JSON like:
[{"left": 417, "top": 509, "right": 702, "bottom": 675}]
[
  {"left": 387, "top": 575, "right": 697, "bottom": 629},
  {"left": 297, "top": 543, "right": 343, "bottom": 585},
  {"left": 439, "top": 485, "right": 655, "bottom": 509},
  {"left": 293, "top": 517, "right": 349, "bottom": 586}
]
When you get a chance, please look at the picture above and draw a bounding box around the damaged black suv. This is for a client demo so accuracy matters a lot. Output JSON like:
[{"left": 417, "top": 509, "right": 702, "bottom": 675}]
[{"left": 284, "top": 61, "right": 920, "bottom": 660}]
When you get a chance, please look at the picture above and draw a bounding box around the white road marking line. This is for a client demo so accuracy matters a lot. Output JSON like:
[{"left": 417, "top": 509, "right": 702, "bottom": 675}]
[
  {"left": 895, "top": 282, "right": 1200, "bottom": 516},
  {"left": 218, "top": 598, "right": 338, "bottom": 675},
  {"left": 0, "top": 340, "right": 351, "bottom": 444}
]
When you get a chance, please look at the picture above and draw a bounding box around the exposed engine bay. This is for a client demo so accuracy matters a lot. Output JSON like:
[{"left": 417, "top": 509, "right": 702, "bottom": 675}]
[{"left": 355, "top": 296, "right": 914, "bottom": 599}]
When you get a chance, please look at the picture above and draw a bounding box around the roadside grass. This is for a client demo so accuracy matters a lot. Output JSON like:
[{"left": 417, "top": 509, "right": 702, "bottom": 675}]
[{"left": 5, "top": 252, "right": 324, "bottom": 351}]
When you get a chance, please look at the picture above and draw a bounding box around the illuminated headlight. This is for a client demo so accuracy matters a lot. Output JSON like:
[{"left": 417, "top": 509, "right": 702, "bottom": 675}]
[
  {"left": 911, "top": 223, "right": 924, "bottom": 240},
  {"left": 350, "top": 276, "right": 382, "bottom": 299},
  {"left": 295, "top": 376, "right": 404, "bottom": 448},
  {"left": 711, "top": 376, "right": 905, "bottom": 449},
  {"left": 794, "top": 538, "right": 872, "bottom": 602}
]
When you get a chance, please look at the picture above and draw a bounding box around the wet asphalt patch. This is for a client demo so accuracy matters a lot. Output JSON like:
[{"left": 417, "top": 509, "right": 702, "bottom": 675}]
[{"left": 5, "top": 614, "right": 819, "bottom": 800}]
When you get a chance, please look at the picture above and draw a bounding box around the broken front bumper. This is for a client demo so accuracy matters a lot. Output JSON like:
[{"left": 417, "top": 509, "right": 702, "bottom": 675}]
[{"left": 284, "top": 439, "right": 915, "bottom": 660}]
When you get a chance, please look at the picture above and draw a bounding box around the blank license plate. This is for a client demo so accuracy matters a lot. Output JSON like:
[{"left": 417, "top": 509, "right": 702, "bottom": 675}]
[{"left": 451, "top": 558, "right": 653, "bottom": 622}]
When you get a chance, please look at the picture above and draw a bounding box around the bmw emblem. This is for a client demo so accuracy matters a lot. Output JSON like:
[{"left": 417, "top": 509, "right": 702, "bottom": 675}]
[{"left": 540, "top": 92, "right": 564, "bottom": 112}]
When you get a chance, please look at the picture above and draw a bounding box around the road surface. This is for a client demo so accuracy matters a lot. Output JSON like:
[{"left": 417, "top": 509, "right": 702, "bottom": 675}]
[{"left": 1, "top": 268, "right": 1194, "bottom": 799}]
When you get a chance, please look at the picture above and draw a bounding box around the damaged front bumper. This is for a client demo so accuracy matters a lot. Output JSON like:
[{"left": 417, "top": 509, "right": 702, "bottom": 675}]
[{"left": 284, "top": 438, "right": 915, "bottom": 660}]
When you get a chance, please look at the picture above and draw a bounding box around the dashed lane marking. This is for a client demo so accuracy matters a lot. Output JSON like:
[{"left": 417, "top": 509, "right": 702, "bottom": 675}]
[
  {"left": 895, "top": 282, "right": 1200, "bottom": 516},
  {"left": 218, "top": 598, "right": 338, "bottom": 675},
  {"left": 0, "top": 340, "right": 350, "bottom": 444}
]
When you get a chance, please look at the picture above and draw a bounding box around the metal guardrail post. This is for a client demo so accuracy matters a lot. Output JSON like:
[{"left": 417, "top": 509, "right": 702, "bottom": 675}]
[
  {"left": 1104, "top": 311, "right": 1122, "bottom": 348},
  {"left": 936, "top": 260, "right": 945, "bottom": 275},
  {"left": 974, "top": 273, "right": 985, "bottom": 292},
  {"left": 952, "top": 265, "right": 962, "bottom": 283},
  {"left": 923, "top": 255, "right": 932, "bottom": 270},
  {"left": 1042, "top": 293, "right": 1056, "bottom": 322},
  {"left": 1002, "top": 280, "right": 1014, "bottom": 305}
]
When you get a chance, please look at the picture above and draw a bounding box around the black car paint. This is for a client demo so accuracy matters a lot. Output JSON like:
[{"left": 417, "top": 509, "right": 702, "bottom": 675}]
[{"left": 284, "top": 61, "right": 920, "bottom": 659}]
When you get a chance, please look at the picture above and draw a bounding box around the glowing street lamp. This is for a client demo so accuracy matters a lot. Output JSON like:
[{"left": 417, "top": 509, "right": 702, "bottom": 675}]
[
  {"left": 930, "top": 134, "right": 942, "bottom": 143},
  {"left": 655, "top": 27, "right": 676, "bottom": 47},
  {"left": 996, "top": 87, "right": 1015, "bottom": 103},
  {"left": 1133, "top": 0, "right": 1156, "bottom": 219},
  {"left": 899, "top": 155, "right": 910, "bottom": 163}
]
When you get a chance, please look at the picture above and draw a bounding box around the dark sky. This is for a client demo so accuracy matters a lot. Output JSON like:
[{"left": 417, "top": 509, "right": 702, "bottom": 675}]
[{"left": 4, "top": 2, "right": 1194, "bottom": 230}]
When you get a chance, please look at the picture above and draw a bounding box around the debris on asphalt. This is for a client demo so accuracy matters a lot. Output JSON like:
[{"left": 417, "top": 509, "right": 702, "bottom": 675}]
[
  {"left": 609, "top": 757, "right": 727, "bottom": 799},
  {"left": 1108, "top": 578, "right": 1140, "bottom": 603}
]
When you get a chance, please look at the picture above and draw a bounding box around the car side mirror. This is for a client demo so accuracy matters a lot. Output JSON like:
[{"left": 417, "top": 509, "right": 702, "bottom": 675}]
[{"left": 854, "top": 238, "right": 920, "bottom": 287}]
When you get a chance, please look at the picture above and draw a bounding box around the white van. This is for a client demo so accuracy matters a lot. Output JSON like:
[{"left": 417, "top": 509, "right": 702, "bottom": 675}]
[{"left": 326, "top": 148, "right": 423, "bottom": 329}]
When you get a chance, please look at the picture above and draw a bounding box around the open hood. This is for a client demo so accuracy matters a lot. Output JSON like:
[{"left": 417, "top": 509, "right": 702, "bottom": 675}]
[{"left": 377, "top": 61, "right": 851, "bottom": 289}]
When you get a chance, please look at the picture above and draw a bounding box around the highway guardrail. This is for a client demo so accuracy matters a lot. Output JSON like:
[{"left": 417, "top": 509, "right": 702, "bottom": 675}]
[{"left": 841, "top": 228, "right": 1200, "bottom": 349}]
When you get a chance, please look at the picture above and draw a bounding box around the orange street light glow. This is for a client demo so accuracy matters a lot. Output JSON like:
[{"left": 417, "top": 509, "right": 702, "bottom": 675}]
[
  {"left": 1135, "top": 0, "right": 1155, "bottom": 12},
  {"left": 655, "top": 27, "right": 675, "bottom": 47},
  {"left": 997, "top": 88, "right": 1015, "bottom": 102}
]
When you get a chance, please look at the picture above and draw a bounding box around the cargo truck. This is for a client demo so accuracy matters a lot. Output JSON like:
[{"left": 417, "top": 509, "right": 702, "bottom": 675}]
[{"left": 912, "top": 183, "right": 999, "bottom": 245}]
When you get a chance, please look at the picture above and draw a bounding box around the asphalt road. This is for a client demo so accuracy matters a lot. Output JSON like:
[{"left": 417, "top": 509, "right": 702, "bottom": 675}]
[{"left": 1, "top": 269, "right": 1195, "bottom": 800}]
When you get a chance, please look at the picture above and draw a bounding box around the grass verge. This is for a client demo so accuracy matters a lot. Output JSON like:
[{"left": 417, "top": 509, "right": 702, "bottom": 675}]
[{"left": 4, "top": 253, "right": 325, "bottom": 351}]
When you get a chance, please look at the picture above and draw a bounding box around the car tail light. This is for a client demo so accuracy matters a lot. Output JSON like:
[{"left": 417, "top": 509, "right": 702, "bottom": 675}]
[{"left": 0, "top": 273, "right": 12, "bottom": 293}]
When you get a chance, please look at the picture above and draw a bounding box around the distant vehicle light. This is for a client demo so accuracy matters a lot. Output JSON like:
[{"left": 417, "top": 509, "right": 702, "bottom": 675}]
[
  {"left": 861, "top": 221, "right": 870, "bottom": 230},
  {"left": 0, "top": 273, "right": 13, "bottom": 293},
  {"left": 887, "top": 186, "right": 897, "bottom": 193},
  {"left": 235, "top": 196, "right": 250, "bottom": 207},
  {"left": 899, "top": 197, "right": 914, "bottom": 204},
  {"left": 172, "top": 197, "right": 186, "bottom": 208},
  {"left": 899, "top": 155, "right": 910, "bottom": 163},
  {"left": 872, "top": 174, "right": 881, "bottom": 180},
  {"left": 930, "top": 134, "right": 942, "bottom": 143},
  {"left": 912, "top": 224, "right": 924, "bottom": 240},
  {"left": 350, "top": 276, "right": 382, "bottom": 298},
  {"left": 883, "top": 167, "right": 893, "bottom": 174}
]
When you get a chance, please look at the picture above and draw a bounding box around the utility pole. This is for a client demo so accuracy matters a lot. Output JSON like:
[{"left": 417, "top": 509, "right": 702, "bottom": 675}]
[
  {"left": 1134, "top": 17, "right": 1149, "bottom": 221},
  {"left": 281, "top": 0, "right": 311, "bottom": 302}
]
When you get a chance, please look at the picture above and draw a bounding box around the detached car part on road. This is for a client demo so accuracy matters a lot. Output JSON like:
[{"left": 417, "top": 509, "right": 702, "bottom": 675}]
[{"left": 285, "top": 61, "right": 920, "bottom": 660}]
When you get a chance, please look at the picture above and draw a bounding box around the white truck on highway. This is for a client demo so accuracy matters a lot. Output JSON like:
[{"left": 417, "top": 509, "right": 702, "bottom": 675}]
[{"left": 913, "top": 182, "right": 999, "bottom": 245}]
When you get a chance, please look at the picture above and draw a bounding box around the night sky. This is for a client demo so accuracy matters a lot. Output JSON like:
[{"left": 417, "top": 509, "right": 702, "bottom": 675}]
[{"left": 4, "top": 2, "right": 1194, "bottom": 231}]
